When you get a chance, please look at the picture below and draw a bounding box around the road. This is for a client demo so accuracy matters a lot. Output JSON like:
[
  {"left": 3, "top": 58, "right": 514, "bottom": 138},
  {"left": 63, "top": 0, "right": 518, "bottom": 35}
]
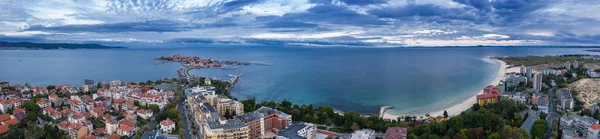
[
  {"left": 178, "top": 83, "right": 198, "bottom": 139},
  {"left": 544, "top": 88, "right": 559, "bottom": 139}
]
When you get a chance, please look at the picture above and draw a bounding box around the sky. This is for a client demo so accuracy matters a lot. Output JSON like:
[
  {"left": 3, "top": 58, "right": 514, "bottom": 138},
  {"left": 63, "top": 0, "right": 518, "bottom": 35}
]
[{"left": 0, "top": 0, "right": 599, "bottom": 47}]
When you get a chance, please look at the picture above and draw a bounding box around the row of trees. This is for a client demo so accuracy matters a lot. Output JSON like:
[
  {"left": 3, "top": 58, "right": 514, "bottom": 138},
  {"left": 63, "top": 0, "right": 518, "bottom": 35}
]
[{"left": 240, "top": 98, "right": 530, "bottom": 138}]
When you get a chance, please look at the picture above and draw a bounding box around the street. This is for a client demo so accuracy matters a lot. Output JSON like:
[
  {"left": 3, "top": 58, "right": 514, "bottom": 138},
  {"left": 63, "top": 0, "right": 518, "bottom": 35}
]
[{"left": 544, "top": 88, "right": 559, "bottom": 139}]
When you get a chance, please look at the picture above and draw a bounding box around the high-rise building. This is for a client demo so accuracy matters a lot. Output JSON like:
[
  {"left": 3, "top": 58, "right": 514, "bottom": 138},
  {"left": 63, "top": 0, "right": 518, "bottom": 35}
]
[
  {"left": 498, "top": 82, "right": 506, "bottom": 93},
  {"left": 520, "top": 65, "right": 526, "bottom": 75},
  {"left": 533, "top": 73, "right": 543, "bottom": 91},
  {"left": 526, "top": 67, "right": 533, "bottom": 79},
  {"left": 573, "top": 60, "right": 579, "bottom": 69},
  {"left": 566, "top": 61, "right": 572, "bottom": 70}
]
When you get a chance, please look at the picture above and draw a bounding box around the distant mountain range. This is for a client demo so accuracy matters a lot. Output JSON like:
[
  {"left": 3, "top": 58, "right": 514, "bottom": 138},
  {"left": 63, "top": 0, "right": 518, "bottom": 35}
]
[{"left": 0, "top": 41, "right": 125, "bottom": 50}]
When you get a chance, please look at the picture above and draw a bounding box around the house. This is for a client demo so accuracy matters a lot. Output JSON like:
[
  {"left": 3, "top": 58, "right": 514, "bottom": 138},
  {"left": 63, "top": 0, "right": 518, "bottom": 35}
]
[
  {"left": 71, "top": 101, "right": 86, "bottom": 113},
  {"left": 476, "top": 93, "right": 500, "bottom": 106},
  {"left": 136, "top": 109, "right": 153, "bottom": 119},
  {"left": 43, "top": 107, "right": 62, "bottom": 120},
  {"left": 160, "top": 118, "right": 175, "bottom": 134},
  {"left": 37, "top": 99, "right": 50, "bottom": 108},
  {"left": 385, "top": 127, "right": 408, "bottom": 139},
  {"left": 12, "top": 108, "right": 25, "bottom": 120},
  {"left": 105, "top": 119, "right": 119, "bottom": 134},
  {"left": 67, "top": 124, "right": 88, "bottom": 139},
  {"left": 91, "top": 107, "right": 106, "bottom": 118},
  {"left": 117, "top": 125, "right": 134, "bottom": 137},
  {"left": 0, "top": 100, "right": 12, "bottom": 114},
  {"left": 9, "top": 98, "right": 22, "bottom": 109},
  {"left": 68, "top": 112, "right": 85, "bottom": 124},
  {"left": 0, "top": 125, "right": 7, "bottom": 136}
]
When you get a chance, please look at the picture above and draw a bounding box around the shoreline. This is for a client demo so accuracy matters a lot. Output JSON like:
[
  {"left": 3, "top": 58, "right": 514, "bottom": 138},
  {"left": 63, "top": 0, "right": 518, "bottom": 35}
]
[{"left": 383, "top": 58, "right": 515, "bottom": 120}]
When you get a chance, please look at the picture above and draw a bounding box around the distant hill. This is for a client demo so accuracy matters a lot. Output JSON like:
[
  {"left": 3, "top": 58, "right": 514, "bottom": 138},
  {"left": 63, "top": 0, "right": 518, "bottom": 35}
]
[{"left": 0, "top": 41, "right": 125, "bottom": 50}]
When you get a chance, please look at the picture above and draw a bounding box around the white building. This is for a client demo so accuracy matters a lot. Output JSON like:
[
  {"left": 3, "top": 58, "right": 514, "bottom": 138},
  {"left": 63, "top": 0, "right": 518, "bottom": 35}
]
[
  {"left": 350, "top": 129, "right": 375, "bottom": 139},
  {"left": 204, "top": 78, "right": 212, "bottom": 85},
  {"left": 533, "top": 73, "right": 543, "bottom": 91},
  {"left": 588, "top": 123, "right": 600, "bottom": 139},
  {"left": 560, "top": 115, "right": 599, "bottom": 138},
  {"left": 277, "top": 123, "right": 316, "bottom": 139},
  {"left": 558, "top": 89, "right": 575, "bottom": 111},
  {"left": 160, "top": 118, "right": 176, "bottom": 134}
]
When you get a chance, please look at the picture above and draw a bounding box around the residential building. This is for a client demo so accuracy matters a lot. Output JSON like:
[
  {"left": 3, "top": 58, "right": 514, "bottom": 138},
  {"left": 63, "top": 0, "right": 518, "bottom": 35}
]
[
  {"left": 137, "top": 109, "right": 153, "bottom": 119},
  {"left": 531, "top": 93, "right": 549, "bottom": 105},
  {"left": 385, "top": 127, "right": 407, "bottom": 139},
  {"left": 566, "top": 61, "right": 572, "bottom": 70},
  {"left": 350, "top": 129, "right": 375, "bottom": 139},
  {"left": 117, "top": 125, "right": 135, "bottom": 137},
  {"left": 526, "top": 67, "right": 533, "bottom": 79},
  {"left": 205, "top": 78, "right": 212, "bottom": 85},
  {"left": 105, "top": 119, "right": 119, "bottom": 134},
  {"left": 520, "top": 65, "right": 526, "bottom": 75},
  {"left": 235, "top": 107, "right": 292, "bottom": 138},
  {"left": 574, "top": 60, "right": 579, "bottom": 69},
  {"left": 562, "top": 128, "right": 579, "bottom": 139},
  {"left": 37, "top": 99, "right": 50, "bottom": 108},
  {"left": 216, "top": 98, "right": 244, "bottom": 116},
  {"left": 476, "top": 93, "right": 500, "bottom": 106},
  {"left": 533, "top": 73, "right": 543, "bottom": 91},
  {"left": 588, "top": 123, "right": 600, "bottom": 139},
  {"left": 560, "top": 115, "right": 599, "bottom": 138},
  {"left": 558, "top": 89, "right": 575, "bottom": 111},
  {"left": 501, "top": 92, "right": 528, "bottom": 105},
  {"left": 42, "top": 107, "right": 62, "bottom": 120},
  {"left": 277, "top": 123, "right": 316, "bottom": 139},
  {"left": 160, "top": 118, "right": 175, "bottom": 134},
  {"left": 483, "top": 85, "right": 498, "bottom": 94},
  {"left": 498, "top": 82, "right": 506, "bottom": 93}
]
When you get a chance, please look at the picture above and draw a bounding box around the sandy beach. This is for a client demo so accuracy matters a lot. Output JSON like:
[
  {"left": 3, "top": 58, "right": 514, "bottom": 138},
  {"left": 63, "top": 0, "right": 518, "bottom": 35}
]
[{"left": 383, "top": 58, "right": 520, "bottom": 120}]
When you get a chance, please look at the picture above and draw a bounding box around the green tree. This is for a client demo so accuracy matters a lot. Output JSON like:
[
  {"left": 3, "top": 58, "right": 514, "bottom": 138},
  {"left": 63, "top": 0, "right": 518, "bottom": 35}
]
[
  {"left": 532, "top": 119, "right": 548, "bottom": 139},
  {"left": 443, "top": 110, "right": 448, "bottom": 118}
]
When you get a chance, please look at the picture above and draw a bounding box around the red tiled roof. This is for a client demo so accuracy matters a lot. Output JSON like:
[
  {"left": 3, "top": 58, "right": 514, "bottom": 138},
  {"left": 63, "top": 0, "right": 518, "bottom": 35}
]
[
  {"left": 385, "top": 127, "right": 408, "bottom": 139},
  {"left": 476, "top": 93, "right": 500, "bottom": 99},
  {"left": 84, "top": 134, "right": 97, "bottom": 139},
  {"left": 160, "top": 118, "right": 175, "bottom": 126},
  {"left": 120, "top": 120, "right": 136, "bottom": 127},
  {"left": 591, "top": 123, "right": 600, "bottom": 130},
  {"left": 118, "top": 125, "right": 133, "bottom": 132},
  {"left": 0, "top": 125, "right": 8, "bottom": 134},
  {"left": 14, "top": 108, "right": 25, "bottom": 114},
  {"left": 0, "top": 114, "right": 10, "bottom": 122},
  {"left": 109, "top": 133, "right": 120, "bottom": 139},
  {"left": 2, "top": 118, "right": 18, "bottom": 126}
]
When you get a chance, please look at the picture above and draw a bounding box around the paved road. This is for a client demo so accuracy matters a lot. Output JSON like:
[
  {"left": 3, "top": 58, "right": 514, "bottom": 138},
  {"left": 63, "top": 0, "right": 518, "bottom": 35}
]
[
  {"left": 177, "top": 84, "right": 198, "bottom": 139},
  {"left": 545, "top": 88, "right": 559, "bottom": 139}
]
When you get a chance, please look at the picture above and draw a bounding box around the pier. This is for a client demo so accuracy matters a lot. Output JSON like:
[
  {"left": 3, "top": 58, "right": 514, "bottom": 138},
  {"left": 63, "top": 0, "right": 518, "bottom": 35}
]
[{"left": 379, "top": 106, "right": 394, "bottom": 118}]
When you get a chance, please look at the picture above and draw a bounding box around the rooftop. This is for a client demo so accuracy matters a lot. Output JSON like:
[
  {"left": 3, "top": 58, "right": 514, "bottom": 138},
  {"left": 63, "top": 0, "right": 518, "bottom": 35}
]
[{"left": 277, "top": 123, "right": 308, "bottom": 139}]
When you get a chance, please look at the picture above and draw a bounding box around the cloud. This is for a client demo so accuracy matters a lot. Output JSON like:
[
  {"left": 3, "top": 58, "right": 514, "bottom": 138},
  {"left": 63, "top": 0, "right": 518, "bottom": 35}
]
[{"left": 0, "top": 0, "right": 599, "bottom": 46}]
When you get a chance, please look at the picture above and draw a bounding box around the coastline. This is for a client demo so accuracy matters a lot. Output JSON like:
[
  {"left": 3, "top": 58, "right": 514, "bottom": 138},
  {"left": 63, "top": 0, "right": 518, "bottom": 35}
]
[{"left": 383, "top": 58, "right": 518, "bottom": 120}]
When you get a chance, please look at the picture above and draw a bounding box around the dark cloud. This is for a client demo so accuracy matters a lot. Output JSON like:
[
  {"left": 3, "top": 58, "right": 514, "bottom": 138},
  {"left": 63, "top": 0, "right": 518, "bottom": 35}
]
[
  {"left": 25, "top": 19, "right": 237, "bottom": 33},
  {"left": 368, "top": 4, "right": 484, "bottom": 23},
  {"left": 340, "top": 0, "right": 388, "bottom": 5},
  {"left": 168, "top": 37, "right": 376, "bottom": 46},
  {"left": 256, "top": 16, "right": 319, "bottom": 28},
  {"left": 268, "top": 4, "right": 388, "bottom": 26},
  {"left": 309, "top": 0, "right": 388, "bottom": 6},
  {"left": 221, "top": 0, "right": 265, "bottom": 12}
]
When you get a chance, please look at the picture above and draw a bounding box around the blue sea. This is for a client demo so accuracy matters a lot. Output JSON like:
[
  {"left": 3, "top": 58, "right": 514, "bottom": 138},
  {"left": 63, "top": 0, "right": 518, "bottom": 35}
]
[{"left": 0, "top": 45, "right": 595, "bottom": 115}]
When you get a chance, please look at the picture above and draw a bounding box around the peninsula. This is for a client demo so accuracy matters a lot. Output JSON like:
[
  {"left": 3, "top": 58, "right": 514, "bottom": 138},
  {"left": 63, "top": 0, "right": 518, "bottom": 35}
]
[{"left": 0, "top": 41, "right": 125, "bottom": 50}]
